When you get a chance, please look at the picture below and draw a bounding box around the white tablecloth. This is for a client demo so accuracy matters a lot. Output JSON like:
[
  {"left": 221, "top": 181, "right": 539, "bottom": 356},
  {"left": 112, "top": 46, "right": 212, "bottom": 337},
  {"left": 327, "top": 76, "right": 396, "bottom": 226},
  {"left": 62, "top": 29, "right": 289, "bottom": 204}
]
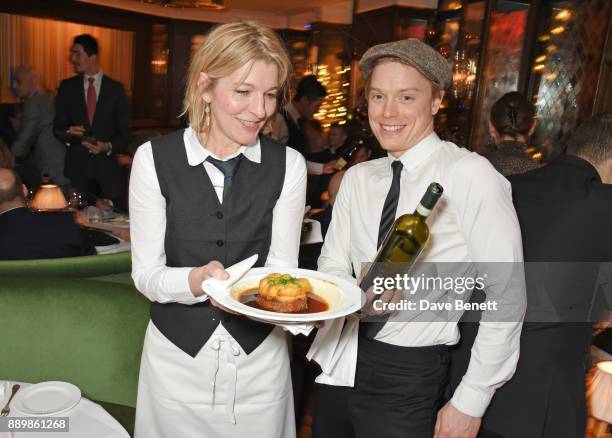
[{"left": 0, "top": 381, "right": 130, "bottom": 438}]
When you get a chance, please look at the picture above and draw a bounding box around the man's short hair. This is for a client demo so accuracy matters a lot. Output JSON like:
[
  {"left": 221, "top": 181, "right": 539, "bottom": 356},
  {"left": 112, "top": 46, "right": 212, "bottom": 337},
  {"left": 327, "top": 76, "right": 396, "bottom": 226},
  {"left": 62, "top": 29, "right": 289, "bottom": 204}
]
[
  {"left": 0, "top": 168, "right": 24, "bottom": 204},
  {"left": 295, "top": 75, "right": 327, "bottom": 101},
  {"left": 566, "top": 113, "right": 612, "bottom": 164},
  {"left": 73, "top": 34, "right": 98, "bottom": 56}
]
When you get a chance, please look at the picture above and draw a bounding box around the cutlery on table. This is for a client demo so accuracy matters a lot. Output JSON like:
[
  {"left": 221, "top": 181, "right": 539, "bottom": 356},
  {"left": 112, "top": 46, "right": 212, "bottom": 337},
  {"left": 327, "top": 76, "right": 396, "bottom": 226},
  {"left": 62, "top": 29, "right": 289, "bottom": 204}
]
[{"left": 0, "top": 384, "right": 20, "bottom": 416}]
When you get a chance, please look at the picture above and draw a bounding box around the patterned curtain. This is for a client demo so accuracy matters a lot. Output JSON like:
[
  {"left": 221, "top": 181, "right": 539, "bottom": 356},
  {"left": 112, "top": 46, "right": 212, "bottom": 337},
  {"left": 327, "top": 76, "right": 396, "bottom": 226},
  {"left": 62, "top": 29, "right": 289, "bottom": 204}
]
[{"left": 0, "top": 14, "right": 134, "bottom": 103}]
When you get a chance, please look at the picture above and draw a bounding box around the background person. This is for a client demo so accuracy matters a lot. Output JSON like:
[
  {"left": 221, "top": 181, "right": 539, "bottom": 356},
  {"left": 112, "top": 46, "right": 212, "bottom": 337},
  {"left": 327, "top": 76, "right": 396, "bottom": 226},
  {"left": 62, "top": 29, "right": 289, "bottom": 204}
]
[
  {"left": 485, "top": 91, "right": 542, "bottom": 176},
  {"left": 481, "top": 112, "right": 612, "bottom": 438},
  {"left": 11, "top": 65, "right": 69, "bottom": 188},
  {"left": 282, "top": 75, "right": 327, "bottom": 158},
  {"left": 0, "top": 168, "right": 91, "bottom": 260},
  {"left": 54, "top": 34, "right": 130, "bottom": 210}
]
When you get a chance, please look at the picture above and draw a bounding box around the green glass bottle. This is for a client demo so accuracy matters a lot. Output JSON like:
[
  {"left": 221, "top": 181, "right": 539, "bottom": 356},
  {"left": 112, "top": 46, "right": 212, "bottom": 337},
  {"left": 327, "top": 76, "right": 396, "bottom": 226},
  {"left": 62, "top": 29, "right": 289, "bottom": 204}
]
[
  {"left": 334, "top": 139, "right": 364, "bottom": 170},
  {"left": 361, "top": 182, "right": 444, "bottom": 290}
]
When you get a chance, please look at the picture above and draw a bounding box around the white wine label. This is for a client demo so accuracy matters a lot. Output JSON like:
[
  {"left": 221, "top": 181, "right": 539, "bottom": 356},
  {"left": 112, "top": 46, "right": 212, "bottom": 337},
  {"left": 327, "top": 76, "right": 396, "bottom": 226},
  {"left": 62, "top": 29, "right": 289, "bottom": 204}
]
[{"left": 416, "top": 203, "right": 431, "bottom": 216}]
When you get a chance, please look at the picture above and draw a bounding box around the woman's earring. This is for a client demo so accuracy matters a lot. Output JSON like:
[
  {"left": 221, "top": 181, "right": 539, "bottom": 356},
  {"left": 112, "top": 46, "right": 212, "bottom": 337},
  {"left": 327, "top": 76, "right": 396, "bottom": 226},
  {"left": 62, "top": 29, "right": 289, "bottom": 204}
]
[{"left": 204, "top": 102, "right": 211, "bottom": 128}]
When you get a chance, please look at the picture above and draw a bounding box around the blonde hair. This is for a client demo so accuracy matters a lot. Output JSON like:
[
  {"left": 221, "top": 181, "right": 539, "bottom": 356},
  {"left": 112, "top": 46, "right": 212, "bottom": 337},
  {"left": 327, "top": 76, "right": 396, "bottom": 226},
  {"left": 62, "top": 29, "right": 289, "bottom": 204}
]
[{"left": 182, "top": 21, "right": 291, "bottom": 133}]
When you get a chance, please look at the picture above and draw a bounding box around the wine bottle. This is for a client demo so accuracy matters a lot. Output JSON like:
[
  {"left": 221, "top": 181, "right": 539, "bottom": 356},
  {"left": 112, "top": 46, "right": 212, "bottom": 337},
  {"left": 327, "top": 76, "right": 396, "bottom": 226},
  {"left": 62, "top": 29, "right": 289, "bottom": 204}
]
[
  {"left": 360, "top": 182, "right": 444, "bottom": 291},
  {"left": 334, "top": 139, "right": 364, "bottom": 170}
]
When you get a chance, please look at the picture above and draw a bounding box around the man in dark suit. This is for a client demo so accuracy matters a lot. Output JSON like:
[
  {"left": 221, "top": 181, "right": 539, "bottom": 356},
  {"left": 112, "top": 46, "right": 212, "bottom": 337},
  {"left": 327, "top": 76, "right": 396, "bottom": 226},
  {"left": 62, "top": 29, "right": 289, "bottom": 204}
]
[
  {"left": 54, "top": 34, "right": 130, "bottom": 210},
  {"left": 0, "top": 168, "right": 92, "bottom": 260},
  {"left": 282, "top": 75, "right": 327, "bottom": 158},
  {"left": 470, "top": 113, "right": 612, "bottom": 438}
]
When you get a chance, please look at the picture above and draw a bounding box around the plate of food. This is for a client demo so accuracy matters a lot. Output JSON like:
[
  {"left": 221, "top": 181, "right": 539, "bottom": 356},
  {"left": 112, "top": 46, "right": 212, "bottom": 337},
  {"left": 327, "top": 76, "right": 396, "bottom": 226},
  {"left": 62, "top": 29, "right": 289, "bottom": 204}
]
[{"left": 207, "top": 267, "right": 364, "bottom": 323}]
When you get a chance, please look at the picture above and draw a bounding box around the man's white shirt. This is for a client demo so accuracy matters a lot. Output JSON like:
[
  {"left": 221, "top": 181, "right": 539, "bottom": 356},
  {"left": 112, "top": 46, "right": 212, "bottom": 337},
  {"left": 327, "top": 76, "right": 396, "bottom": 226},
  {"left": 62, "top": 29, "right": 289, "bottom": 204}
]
[{"left": 317, "top": 132, "right": 526, "bottom": 417}]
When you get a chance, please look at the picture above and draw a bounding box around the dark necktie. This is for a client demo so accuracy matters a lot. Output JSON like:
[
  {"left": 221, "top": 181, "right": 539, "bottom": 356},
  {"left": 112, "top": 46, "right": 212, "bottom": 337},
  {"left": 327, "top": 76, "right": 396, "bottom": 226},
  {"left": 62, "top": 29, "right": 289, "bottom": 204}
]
[
  {"left": 361, "top": 160, "right": 403, "bottom": 339},
  {"left": 377, "top": 160, "right": 403, "bottom": 248},
  {"left": 206, "top": 154, "right": 243, "bottom": 201},
  {"left": 86, "top": 77, "right": 96, "bottom": 125}
]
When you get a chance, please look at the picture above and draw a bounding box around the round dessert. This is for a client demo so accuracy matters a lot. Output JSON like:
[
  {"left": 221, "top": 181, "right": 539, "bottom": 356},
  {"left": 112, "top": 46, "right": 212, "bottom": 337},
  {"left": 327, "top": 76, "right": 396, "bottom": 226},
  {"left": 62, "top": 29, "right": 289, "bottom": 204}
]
[{"left": 257, "top": 273, "right": 311, "bottom": 313}]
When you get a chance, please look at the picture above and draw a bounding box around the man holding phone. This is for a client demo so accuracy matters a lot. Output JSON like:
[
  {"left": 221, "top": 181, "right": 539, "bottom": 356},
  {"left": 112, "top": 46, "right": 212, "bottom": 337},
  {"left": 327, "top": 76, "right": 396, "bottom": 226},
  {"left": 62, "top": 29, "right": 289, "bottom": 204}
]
[{"left": 54, "top": 34, "right": 130, "bottom": 210}]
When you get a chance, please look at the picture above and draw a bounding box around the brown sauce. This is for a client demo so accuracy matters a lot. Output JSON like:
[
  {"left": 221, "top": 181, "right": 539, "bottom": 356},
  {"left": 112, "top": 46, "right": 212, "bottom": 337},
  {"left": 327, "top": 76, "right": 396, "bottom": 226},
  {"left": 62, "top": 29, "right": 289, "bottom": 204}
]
[{"left": 238, "top": 288, "right": 329, "bottom": 313}]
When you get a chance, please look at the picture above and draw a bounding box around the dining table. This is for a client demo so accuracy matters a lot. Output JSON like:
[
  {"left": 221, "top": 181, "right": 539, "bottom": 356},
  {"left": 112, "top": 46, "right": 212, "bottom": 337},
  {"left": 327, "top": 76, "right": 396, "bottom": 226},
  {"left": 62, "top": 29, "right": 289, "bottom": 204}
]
[
  {"left": 74, "top": 207, "right": 131, "bottom": 255},
  {"left": 0, "top": 380, "right": 130, "bottom": 438}
]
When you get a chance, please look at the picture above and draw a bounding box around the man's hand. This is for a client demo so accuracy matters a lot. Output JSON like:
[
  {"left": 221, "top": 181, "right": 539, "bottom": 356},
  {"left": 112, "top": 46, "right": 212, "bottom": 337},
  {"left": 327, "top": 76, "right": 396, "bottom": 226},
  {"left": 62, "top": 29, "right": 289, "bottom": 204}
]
[
  {"left": 361, "top": 287, "right": 403, "bottom": 316},
  {"left": 323, "top": 160, "right": 337, "bottom": 174},
  {"left": 67, "top": 125, "right": 86, "bottom": 136},
  {"left": 82, "top": 139, "right": 111, "bottom": 155},
  {"left": 434, "top": 402, "right": 481, "bottom": 438}
]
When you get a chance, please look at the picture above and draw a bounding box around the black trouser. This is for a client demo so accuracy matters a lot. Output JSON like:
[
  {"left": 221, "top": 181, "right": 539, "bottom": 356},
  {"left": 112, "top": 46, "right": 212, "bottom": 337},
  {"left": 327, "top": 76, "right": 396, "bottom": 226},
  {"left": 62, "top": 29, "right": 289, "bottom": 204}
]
[
  {"left": 313, "top": 335, "right": 449, "bottom": 438},
  {"left": 64, "top": 155, "right": 127, "bottom": 211}
]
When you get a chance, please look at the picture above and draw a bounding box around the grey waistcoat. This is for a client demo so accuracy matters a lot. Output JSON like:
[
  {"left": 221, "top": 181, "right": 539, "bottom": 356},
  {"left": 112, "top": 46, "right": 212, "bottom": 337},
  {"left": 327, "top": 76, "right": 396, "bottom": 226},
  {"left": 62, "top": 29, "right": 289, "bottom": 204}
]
[{"left": 150, "top": 130, "right": 286, "bottom": 357}]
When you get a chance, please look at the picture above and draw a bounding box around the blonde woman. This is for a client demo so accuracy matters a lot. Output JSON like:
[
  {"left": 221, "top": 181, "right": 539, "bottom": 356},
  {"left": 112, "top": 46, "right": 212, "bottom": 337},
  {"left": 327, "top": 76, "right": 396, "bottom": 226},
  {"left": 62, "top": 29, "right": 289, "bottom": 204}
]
[{"left": 129, "top": 21, "right": 306, "bottom": 438}]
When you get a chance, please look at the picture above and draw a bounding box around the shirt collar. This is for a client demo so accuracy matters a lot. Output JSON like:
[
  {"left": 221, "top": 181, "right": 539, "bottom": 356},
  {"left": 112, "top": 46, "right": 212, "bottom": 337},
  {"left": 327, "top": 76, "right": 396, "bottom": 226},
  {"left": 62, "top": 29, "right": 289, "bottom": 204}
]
[
  {"left": 285, "top": 102, "right": 300, "bottom": 125},
  {"left": 183, "top": 127, "right": 261, "bottom": 167},
  {"left": 556, "top": 154, "right": 602, "bottom": 183},
  {"left": 84, "top": 71, "right": 103, "bottom": 84},
  {"left": 387, "top": 131, "right": 442, "bottom": 172}
]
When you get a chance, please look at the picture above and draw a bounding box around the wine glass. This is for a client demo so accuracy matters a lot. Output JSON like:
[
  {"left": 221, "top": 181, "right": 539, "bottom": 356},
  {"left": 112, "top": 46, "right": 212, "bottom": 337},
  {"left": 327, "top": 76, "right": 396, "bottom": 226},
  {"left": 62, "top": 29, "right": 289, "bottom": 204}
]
[{"left": 68, "top": 190, "right": 87, "bottom": 211}]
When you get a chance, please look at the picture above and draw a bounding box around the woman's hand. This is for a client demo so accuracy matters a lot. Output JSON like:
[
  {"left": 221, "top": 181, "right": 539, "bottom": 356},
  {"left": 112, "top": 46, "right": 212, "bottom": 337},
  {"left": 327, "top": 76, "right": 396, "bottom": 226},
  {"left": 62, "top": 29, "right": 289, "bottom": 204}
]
[
  {"left": 189, "top": 261, "right": 228, "bottom": 296},
  {"left": 188, "top": 261, "right": 239, "bottom": 314}
]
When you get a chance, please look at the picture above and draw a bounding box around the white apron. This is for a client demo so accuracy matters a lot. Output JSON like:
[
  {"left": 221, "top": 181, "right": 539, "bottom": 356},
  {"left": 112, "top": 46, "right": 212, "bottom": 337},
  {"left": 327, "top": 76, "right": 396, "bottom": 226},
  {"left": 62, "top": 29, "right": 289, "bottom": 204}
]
[{"left": 135, "top": 321, "right": 295, "bottom": 438}]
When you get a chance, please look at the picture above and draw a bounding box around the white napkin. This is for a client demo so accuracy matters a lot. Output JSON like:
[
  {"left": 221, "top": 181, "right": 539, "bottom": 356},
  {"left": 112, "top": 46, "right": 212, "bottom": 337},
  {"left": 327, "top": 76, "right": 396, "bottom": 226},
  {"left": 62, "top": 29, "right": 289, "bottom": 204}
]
[
  {"left": 202, "top": 254, "right": 259, "bottom": 296},
  {"left": 281, "top": 322, "right": 314, "bottom": 336},
  {"left": 307, "top": 314, "right": 359, "bottom": 387}
]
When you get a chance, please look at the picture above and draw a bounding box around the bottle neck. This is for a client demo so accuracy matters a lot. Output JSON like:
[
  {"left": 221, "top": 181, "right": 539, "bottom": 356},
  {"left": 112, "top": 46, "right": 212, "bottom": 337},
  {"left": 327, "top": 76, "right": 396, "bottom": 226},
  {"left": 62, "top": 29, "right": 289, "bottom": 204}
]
[
  {"left": 413, "top": 202, "right": 432, "bottom": 220},
  {"left": 344, "top": 145, "right": 358, "bottom": 157}
]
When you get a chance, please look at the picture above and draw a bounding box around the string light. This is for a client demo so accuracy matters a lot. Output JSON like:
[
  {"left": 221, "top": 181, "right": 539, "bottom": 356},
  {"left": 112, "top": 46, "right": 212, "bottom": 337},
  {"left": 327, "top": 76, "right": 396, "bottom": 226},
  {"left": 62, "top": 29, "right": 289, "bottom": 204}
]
[{"left": 313, "top": 64, "right": 351, "bottom": 129}]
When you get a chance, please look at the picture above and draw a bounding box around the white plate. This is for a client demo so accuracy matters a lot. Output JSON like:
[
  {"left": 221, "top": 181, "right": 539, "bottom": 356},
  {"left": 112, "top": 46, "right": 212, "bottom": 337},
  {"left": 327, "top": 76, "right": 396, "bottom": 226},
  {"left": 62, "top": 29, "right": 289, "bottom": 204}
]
[
  {"left": 13, "top": 382, "right": 81, "bottom": 416},
  {"left": 208, "top": 267, "right": 364, "bottom": 323}
]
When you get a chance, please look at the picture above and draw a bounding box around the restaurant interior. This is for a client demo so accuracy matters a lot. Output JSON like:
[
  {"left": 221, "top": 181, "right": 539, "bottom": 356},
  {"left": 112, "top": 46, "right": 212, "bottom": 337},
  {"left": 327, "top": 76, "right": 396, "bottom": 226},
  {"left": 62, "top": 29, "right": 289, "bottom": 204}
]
[{"left": 0, "top": 0, "right": 611, "bottom": 437}]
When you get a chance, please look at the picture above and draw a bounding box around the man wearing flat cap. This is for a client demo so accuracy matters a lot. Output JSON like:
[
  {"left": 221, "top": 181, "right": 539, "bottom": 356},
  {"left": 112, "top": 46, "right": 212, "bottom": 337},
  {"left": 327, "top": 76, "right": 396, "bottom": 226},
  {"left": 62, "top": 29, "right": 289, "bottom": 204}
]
[{"left": 309, "top": 39, "right": 525, "bottom": 438}]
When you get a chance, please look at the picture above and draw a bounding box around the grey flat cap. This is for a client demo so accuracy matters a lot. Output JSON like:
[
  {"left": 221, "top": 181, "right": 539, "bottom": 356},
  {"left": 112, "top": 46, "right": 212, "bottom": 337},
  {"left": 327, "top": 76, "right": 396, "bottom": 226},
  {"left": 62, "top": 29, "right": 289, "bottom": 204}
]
[{"left": 359, "top": 38, "right": 452, "bottom": 89}]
